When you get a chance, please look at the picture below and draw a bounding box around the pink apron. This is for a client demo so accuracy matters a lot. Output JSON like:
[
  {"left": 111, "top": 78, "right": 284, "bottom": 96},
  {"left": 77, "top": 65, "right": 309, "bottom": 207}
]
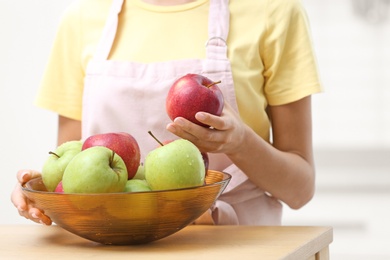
[{"left": 83, "top": 0, "right": 282, "bottom": 225}]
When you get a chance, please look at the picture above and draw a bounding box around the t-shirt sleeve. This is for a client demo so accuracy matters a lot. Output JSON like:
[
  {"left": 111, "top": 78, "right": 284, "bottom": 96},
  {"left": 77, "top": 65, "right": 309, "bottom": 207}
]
[
  {"left": 34, "top": 2, "right": 84, "bottom": 120},
  {"left": 262, "top": 0, "right": 322, "bottom": 106}
]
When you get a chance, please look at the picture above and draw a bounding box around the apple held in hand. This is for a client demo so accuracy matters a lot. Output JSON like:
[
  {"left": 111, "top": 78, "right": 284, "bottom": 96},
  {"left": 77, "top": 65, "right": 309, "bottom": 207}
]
[
  {"left": 82, "top": 132, "right": 141, "bottom": 180},
  {"left": 42, "top": 140, "right": 83, "bottom": 192},
  {"left": 62, "top": 146, "right": 128, "bottom": 193},
  {"left": 145, "top": 139, "right": 206, "bottom": 191},
  {"left": 166, "top": 74, "right": 224, "bottom": 127}
]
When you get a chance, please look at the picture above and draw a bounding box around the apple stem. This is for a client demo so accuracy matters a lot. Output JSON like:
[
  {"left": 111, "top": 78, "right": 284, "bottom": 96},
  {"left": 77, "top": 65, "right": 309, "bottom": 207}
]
[
  {"left": 110, "top": 150, "right": 116, "bottom": 167},
  {"left": 148, "top": 131, "right": 164, "bottom": 146},
  {"left": 49, "top": 151, "right": 60, "bottom": 159},
  {"left": 206, "top": 80, "right": 221, "bottom": 88}
]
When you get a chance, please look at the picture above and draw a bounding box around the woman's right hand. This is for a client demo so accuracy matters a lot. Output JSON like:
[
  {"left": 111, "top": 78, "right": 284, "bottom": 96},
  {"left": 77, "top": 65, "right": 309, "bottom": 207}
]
[{"left": 11, "top": 170, "right": 52, "bottom": 225}]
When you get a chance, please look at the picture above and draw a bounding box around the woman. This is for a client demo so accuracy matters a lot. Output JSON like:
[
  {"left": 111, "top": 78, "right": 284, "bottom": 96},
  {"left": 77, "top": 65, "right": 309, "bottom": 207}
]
[{"left": 11, "top": 0, "right": 321, "bottom": 225}]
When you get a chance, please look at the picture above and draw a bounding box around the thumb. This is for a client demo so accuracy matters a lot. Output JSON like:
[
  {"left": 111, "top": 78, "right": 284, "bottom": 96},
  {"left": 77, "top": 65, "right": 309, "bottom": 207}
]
[{"left": 16, "top": 169, "right": 42, "bottom": 184}]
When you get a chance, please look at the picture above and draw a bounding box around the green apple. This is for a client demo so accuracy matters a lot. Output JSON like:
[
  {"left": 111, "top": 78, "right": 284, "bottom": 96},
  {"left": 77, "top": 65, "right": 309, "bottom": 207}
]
[
  {"left": 42, "top": 140, "right": 83, "bottom": 192},
  {"left": 82, "top": 132, "right": 141, "bottom": 180},
  {"left": 144, "top": 139, "right": 205, "bottom": 190},
  {"left": 62, "top": 146, "right": 128, "bottom": 193},
  {"left": 124, "top": 179, "right": 151, "bottom": 192},
  {"left": 132, "top": 163, "right": 145, "bottom": 180}
]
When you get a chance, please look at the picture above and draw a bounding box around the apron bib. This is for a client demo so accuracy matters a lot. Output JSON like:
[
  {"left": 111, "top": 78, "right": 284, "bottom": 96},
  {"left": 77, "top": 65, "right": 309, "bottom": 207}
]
[{"left": 83, "top": 0, "right": 282, "bottom": 225}]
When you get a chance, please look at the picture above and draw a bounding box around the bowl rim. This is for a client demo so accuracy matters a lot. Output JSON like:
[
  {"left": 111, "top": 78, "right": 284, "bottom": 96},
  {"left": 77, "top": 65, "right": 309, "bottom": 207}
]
[{"left": 21, "top": 170, "right": 232, "bottom": 196}]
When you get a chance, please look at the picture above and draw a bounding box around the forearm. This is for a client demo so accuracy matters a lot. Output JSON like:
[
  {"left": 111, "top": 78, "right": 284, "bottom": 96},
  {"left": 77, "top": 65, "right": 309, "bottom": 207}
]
[
  {"left": 166, "top": 97, "right": 316, "bottom": 209},
  {"left": 57, "top": 115, "right": 82, "bottom": 146},
  {"left": 227, "top": 126, "right": 315, "bottom": 209}
]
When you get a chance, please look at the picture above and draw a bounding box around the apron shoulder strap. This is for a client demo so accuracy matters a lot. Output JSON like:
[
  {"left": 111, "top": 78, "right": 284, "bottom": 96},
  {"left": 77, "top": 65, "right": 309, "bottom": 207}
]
[
  {"left": 206, "top": 0, "right": 230, "bottom": 60},
  {"left": 93, "top": 0, "right": 125, "bottom": 61}
]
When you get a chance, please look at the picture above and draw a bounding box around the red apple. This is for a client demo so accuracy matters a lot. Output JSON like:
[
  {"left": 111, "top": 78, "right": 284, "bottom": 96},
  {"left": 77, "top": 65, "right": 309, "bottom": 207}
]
[
  {"left": 166, "top": 74, "right": 224, "bottom": 127},
  {"left": 54, "top": 181, "right": 64, "bottom": 193},
  {"left": 82, "top": 132, "right": 141, "bottom": 180},
  {"left": 202, "top": 152, "right": 209, "bottom": 173}
]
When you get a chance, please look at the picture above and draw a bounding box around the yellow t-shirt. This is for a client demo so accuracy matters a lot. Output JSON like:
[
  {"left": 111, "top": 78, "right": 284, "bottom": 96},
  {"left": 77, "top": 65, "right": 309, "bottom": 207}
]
[{"left": 35, "top": 0, "right": 321, "bottom": 141}]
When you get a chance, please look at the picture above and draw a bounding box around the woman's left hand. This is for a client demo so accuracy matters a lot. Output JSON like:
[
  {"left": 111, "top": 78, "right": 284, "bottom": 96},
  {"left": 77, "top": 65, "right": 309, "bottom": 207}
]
[{"left": 166, "top": 102, "right": 247, "bottom": 156}]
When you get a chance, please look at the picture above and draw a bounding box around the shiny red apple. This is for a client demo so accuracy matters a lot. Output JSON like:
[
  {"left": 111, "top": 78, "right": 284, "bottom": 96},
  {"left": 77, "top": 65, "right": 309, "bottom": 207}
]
[
  {"left": 166, "top": 74, "right": 224, "bottom": 127},
  {"left": 82, "top": 132, "right": 141, "bottom": 180}
]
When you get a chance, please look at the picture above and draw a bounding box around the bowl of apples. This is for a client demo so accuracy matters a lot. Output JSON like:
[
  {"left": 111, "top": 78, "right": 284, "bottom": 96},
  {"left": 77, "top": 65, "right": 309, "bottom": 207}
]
[{"left": 21, "top": 132, "right": 231, "bottom": 245}]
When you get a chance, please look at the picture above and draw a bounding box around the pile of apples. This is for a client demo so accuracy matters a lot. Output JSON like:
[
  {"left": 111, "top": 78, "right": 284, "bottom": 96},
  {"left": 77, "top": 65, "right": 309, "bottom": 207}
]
[{"left": 41, "top": 73, "right": 224, "bottom": 194}]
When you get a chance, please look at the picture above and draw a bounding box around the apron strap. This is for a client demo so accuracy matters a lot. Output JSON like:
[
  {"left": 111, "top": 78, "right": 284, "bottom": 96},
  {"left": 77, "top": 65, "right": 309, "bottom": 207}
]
[
  {"left": 93, "top": 0, "right": 124, "bottom": 61},
  {"left": 206, "top": 0, "right": 230, "bottom": 60}
]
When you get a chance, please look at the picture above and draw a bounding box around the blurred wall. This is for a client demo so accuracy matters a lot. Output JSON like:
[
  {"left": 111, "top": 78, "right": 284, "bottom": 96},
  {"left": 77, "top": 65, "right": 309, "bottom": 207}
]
[
  {"left": 289, "top": 1, "right": 390, "bottom": 259},
  {"left": 306, "top": 0, "right": 390, "bottom": 149},
  {"left": 1, "top": 0, "right": 389, "bottom": 226},
  {"left": 0, "top": 1, "right": 70, "bottom": 225}
]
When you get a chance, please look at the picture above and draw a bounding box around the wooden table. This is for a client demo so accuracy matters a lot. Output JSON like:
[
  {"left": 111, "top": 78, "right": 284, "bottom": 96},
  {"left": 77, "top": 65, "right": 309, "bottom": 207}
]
[{"left": 0, "top": 225, "right": 332, "bottom": 260}]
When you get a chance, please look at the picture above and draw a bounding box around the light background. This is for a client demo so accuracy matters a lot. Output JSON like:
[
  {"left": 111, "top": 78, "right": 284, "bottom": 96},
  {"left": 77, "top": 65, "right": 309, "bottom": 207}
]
[{"left": 1, "top": 0, "right": 389, "bottom": 259}]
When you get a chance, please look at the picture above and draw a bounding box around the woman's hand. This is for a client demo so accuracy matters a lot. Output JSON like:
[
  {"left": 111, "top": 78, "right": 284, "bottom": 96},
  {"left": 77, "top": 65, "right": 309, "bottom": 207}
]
[
  {"left": 167, "top": 97, "right": 316, "bottom": 210},
  {"left": 11, "top": 170, "right": 52, "bottom": 225},
  {"left": 166, "top": 102, "right": 247, "bottom": 156}
]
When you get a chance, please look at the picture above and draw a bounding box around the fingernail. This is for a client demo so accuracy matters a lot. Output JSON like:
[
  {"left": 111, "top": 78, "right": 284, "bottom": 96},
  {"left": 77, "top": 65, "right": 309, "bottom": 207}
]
[
  {"left": 196, "top": 112, "right": 206, "bottom": 120},
  {"left": 31, "top": 213, "right": 38, "bottom": 219},
  {"left": 166, "top": 124, "right": 175, "bottom": 132},
  {"left": 21, "top": 172, "right": 29, "bottom": 182},
  {"left": 174, "top": 118, "right": 185, "bottom": 126}
]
